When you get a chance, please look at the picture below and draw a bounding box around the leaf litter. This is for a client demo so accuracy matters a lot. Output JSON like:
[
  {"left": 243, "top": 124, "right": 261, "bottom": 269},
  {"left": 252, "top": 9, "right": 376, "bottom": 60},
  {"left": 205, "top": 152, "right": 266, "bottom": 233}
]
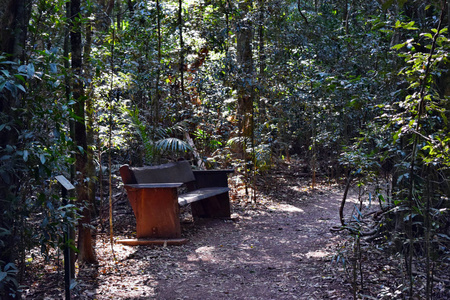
[{"left": 23, "top": 159, "right": 449, "bottom": 299}]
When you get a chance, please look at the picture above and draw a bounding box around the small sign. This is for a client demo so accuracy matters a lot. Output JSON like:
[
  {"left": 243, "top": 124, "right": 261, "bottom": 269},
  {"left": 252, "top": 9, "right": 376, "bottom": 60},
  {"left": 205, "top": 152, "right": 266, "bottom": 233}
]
[{"left": 55, "top": 175, "right": 75, "bottom": 191}]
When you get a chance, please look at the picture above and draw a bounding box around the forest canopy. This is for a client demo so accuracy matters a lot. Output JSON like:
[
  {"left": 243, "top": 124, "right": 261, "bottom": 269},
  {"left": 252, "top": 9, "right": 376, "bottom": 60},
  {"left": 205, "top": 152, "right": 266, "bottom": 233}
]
[{"left": 0, "top": 0, "right": 449, "bottom": 298}]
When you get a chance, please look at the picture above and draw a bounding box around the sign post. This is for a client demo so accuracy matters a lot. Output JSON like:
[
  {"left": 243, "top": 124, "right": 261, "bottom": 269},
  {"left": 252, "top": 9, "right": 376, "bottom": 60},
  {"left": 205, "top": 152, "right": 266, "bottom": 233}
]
[{"left": 55, "top": 175, "right": 75, "bottom": 299}]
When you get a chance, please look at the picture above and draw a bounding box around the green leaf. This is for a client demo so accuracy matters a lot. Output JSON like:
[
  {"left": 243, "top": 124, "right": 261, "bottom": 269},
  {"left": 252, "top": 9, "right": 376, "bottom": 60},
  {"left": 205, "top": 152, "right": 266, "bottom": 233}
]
[
  {"left": 40, "top": 153, "right": 46, "bottom": 164},
  {"left": 27, "top": 63, "right": 35, "bottom": 78},
  {"left": 4, "top": 263, "right": 17, "bottom": 272},
  {"left": 354, "top": 204, "right": 363, "bottom": 219},
  {"left": 405, "top": 21, "right": 417, "bottom": 30},
  {"left": 50, "top": 63, "right": 57, "bottom": 74},
  {"left": 437, "top": 233, "right": 450, "bottom": 241},
  {"left": 0, "top": 60, "right": 15, "bottom": 65},
  {"left": 0, "top": 272, "right": 7, "bottom": 282},
  {"left": 14, "top": 74, "right": 25, "bottom": 82},
  {"left": 23, "top": 150, "right": 29, "bottom": 162},
  {"left": 70, "top": 279, "right": 78, "bottom": 290},
  {"left": 421, "top": 33, "right": 433, "bottom": 39},
  {"left": 392, "top": 42, "right": 406, "bottom": 50},
  {"left": 15, "top": 83, "right": 26, "bottom": 93},
  {"left": 393, "top": 128, "right": 402, "bottom": 143}
]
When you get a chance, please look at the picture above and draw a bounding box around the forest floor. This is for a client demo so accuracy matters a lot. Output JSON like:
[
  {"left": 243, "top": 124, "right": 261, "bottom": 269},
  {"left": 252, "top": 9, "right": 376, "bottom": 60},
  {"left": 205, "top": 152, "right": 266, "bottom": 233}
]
[{"left": 23, "top": 159, "right": 450, "bottom": 299}]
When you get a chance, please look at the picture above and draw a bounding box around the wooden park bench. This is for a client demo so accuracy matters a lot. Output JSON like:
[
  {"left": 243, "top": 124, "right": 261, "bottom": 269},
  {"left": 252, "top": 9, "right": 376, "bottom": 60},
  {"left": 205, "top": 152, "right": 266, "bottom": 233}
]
[{"left": 118, "top": 160, "right": 234, "bottom": 245}]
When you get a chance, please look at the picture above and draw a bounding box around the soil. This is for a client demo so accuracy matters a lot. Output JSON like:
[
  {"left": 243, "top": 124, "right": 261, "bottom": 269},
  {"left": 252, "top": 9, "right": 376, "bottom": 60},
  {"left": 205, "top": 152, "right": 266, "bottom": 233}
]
[{"left": 21, "top": 160, "right": 450, "bottom": 299}]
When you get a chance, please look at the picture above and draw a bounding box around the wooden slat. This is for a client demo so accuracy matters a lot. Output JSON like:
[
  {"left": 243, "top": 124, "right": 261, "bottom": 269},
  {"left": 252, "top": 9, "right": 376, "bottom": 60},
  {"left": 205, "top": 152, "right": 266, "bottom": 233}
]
[
  {"left": 131, "top": 161, "right": 195, "bottom": 184},
  {"left": 116, "top": 238, "right": 188, "bottom": 246},
  {"left": 178, "top": 187, "right": 230, "bottom": 206}
]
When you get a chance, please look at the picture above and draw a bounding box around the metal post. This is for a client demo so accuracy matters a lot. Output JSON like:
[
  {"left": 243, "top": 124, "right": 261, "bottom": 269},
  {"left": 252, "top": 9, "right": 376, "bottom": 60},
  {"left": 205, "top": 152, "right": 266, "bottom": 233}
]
[
  {"left": 62, "top": 186, "right": 71, "bottom": 299},
  {"left": 56, "top": 175, "right": 75, "bottom": 299}
]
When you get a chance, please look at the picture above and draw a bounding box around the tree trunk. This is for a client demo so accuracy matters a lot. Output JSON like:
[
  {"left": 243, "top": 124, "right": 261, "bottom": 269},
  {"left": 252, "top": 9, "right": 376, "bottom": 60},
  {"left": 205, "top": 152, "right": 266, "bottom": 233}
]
[
  {"left": 258, "top": 0, "right": 265, "bottom": 123},
  {"left": 71, "top": 0, "right": 96, "bottom": 264},
  {"left": 343, "top": 0, "right": 349, "bottom": 34},
  {"left": 179, "top": 0, "right": 185, "bottom": 110},
  {"left": 0, "top": 0, "right": 31, "bottom": 60},
  {"left": 0, "top": 1, "right": 31, "bottom": 298},
  {"left": 154, "top": 0, "right": 161, "bottom": 123},
  {"left": 236, "top": 0, "right": 254, "bottom": 140},
  {"left": 85, "top": 18, "right": 97, "bottom": 220},
  {"left": 0, "top": 0, "right": 31, "bottom": 142}
]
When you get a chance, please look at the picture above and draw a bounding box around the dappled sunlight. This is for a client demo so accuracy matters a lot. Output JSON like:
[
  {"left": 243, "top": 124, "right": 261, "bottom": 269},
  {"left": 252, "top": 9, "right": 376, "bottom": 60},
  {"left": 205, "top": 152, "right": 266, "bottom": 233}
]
[
  {"left": 195, "top": 245, "right": 216, "bottom": 254},
  {"left": 305, "top": 250, "right": 331, "bottom": 259},
  {"left": 288, "top": 185, "right": 310, "bottom": 193},
  {"left": 268, "top": 203, "right": 305, "bottom": 213},
  {"left": 186, "top": 245, "right": 217, "bottom": 262}
]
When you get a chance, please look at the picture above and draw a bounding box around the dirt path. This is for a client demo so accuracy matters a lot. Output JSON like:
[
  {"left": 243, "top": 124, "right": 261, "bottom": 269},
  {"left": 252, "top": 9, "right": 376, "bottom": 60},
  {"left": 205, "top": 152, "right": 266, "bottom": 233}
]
[
  {"left": 79, "top": 164, "right": 354, "bottom": 299},
  {"left": 25, "top": 162, "right": 357, "bottom": 299},
  {"left": 155, "top": 189, "right": 353, "bottom": 300},
  {"left": 23, "top": 161, "right": 450, "bottom": 299}
]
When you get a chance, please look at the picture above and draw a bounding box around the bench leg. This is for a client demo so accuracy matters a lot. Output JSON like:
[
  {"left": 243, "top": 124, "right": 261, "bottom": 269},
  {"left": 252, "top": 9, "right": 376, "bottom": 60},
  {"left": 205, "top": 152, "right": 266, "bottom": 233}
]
[
  {"left": 191, "top": 192, "right": 231, "bottom": 219},
  {"left": 126, "top": 187, "right": 181, "bottom": 239}
]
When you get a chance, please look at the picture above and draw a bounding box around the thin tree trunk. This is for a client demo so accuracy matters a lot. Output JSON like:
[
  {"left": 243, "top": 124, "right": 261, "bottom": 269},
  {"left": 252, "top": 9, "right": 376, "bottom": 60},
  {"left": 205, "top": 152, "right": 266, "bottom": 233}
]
[
  {"left": 117, "top": 0, "right": 122, "bottom": 30},
  {"left": 343, "top": 0, "right": 349, "bottom": 34},
  {"left": 154, "top": 0, "right": 162, "bottom": 123},
  {"left": 236, "top": 0, "right": 254, "bottom": 140},
  {"left": 85, "top": 19, "right": 97, "bottom": 218},
  {"left": 406, "top": 6, "right": 445, "bottom": 296},
  {"left": 425, "top": 176, "right": 432, "bottom": 299},
  {"left": 258, "top": 0, "right": 265, "bottom": 122},
  {"left": 64, "top": 0, "right": 78, "bottom": 278},
  {"left": 223, "top": 0, "right": 231, "bottom": 88},
  {"left": 236, "top": 0, "right": 254, "bottom": 199},
  {"left": 179, "top": 0, "right": 185, "bottom": 109},
  {"left": 71, "top": 0, "right": 96, "bottom": 264}
]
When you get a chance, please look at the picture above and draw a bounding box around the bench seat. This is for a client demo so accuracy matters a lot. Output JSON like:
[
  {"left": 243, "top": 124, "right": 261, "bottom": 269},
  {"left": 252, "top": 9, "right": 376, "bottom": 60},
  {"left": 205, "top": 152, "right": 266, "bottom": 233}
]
[
  {"left": 124, "top": 183, "right": 230, "bottom": 206},
  {"left": 178, "top": 187, "right": 230, "bottom": 206}
]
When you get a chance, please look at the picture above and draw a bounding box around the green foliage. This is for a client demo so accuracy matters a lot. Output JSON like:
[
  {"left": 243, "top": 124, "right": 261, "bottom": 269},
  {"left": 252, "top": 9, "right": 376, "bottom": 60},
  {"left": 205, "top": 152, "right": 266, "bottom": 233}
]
[
  {"left": 0, "top": 261, "right": 19, "bottom": 299},
  {"left": 122, "top": 106, "right": 192, "bottom": 164}
]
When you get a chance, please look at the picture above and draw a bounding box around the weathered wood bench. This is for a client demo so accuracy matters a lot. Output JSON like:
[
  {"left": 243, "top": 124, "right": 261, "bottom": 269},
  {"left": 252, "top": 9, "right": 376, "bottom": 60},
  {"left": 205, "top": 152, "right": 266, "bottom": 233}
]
[{"left": 118, "top": 160, "right": 233, "bottom": 245}]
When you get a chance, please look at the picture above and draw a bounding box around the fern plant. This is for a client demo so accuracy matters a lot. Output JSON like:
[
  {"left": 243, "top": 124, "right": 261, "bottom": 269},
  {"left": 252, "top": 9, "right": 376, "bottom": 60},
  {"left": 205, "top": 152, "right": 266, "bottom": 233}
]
[{"left": 122, "top": 106, "right": 192, "bottom": 164}]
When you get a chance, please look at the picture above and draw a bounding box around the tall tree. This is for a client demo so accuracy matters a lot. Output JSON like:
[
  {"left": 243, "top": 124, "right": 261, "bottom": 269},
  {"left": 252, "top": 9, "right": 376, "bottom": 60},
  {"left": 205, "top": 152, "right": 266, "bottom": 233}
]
[
  {"left": 0, "top": 1, "right": 32, "bottom": 298},
  {"left": 179, "top": 0, "right": 185, "bottom": 109},
  {"left": 257, "top": 0, "right": 266, "bottom": 122},
  {"left": 70, "top": 0, "right": 96, "bottom": 263},
  {"left": 236, "top": 0, "right": 254, "bottom": 139},
  {"left": 154, "top": 0, "right": 162, "bottom": 123}
]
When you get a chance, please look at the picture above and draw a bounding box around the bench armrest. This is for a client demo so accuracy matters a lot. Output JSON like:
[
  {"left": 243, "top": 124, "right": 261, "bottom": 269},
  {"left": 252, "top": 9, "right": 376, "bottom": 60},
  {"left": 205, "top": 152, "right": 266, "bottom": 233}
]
[{"left": 192, "top": 169, "right": 234, "bottom": 188}]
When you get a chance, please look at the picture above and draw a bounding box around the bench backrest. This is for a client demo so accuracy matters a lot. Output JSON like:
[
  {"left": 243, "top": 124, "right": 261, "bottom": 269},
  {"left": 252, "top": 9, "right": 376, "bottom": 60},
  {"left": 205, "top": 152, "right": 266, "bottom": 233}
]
[{"left": 120, "top": 161, "right": 195, "bottom": 185}]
